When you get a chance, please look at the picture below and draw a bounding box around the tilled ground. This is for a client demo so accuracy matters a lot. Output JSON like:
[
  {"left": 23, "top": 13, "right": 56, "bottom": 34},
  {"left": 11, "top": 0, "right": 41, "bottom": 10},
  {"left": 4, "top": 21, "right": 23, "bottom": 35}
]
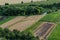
[
  {"left": 0, "top": 14, "right": 45, "bottom": 32},
  {"left": 8, "top": 15, "right": 44, "bottom": 32},
  {"left": 0, "top": 16, "right": 26, "bottom": 28},
  {"left": 34, "top": 22, "right": 55, "bottom": 40}
]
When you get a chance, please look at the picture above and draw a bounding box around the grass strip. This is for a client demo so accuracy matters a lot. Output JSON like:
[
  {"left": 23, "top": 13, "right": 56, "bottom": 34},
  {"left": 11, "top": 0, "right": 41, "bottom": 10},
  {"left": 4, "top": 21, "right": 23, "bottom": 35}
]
[
  {"left": 0, "top": 16, "right": 16, "bottom": 25},
  {"left": 48, "top": 24, "right": 60, "bottom": 40}
]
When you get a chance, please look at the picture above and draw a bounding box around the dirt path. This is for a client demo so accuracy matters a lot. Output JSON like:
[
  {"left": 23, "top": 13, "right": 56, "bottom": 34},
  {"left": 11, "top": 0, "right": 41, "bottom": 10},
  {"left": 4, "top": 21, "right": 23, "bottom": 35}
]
[
  {"left": 0, "top": 16, "right": 26, "bottom": 28},
  {"left": 34, "top": 22, "right": 55, "bottom": 40},
  {"left": 0, "top": 0, "right": 46, "bottom": 5}
]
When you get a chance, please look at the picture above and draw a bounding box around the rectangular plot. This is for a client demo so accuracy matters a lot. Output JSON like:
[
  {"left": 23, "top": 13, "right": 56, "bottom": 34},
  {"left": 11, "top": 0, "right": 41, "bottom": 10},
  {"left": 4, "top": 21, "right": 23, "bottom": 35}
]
[{"left": 34, "top": 22, "right": 55, "bottom": 40}]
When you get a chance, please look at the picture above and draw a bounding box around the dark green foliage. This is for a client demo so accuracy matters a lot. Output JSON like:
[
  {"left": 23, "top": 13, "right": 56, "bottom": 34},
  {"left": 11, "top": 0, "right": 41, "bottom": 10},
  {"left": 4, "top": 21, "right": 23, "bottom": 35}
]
[
  {"left": 0, "top": 27, "right": 39, "bottom": 40},
  {"left": 21, "top": 1, "right": 24, "bottom": 4},
  {"left": 0, "top": 2, "right": 60, "bottom": 16},
  {"left": 31, "top": 0, "right": 33, "bottom": 3},
  {"left": 5, "top": 3, "right": 9, "bottom": 5}
]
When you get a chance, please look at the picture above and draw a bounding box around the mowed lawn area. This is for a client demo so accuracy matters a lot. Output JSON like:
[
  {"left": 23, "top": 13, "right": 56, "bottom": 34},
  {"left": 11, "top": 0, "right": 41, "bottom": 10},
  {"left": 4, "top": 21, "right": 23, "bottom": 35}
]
[{"left": 40, "top": 11, "right": 60, "bottom": 40}]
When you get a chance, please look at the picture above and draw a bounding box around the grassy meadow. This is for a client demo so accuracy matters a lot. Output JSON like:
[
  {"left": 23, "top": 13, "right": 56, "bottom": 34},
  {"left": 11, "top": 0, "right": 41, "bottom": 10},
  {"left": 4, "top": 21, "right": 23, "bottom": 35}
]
[
  {"left": 40, "top": 11, "right": 60, "bottom": 22},
  {"left": 48, "top": 24, "right": 60, "bottom": 40},
  {"left": 39, "top": 11, "right": 60, "bottom": 40}
]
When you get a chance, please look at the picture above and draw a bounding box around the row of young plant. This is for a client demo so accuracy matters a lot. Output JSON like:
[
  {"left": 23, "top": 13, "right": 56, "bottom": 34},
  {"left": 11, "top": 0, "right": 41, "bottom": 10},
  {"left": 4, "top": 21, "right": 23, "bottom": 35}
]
[{"left": 0, "top": 2, "right": 60, "bottom": 16}]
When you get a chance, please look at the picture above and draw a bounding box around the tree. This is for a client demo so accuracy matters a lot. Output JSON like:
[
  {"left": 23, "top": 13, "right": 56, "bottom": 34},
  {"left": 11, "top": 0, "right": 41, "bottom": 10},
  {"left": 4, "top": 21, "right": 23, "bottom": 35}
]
[
  {"left": 25, "top": 6, "right": 33, "bottom": 15},
  {"left": 21, "top": 1, "right": 24, "bottom": 4},
  {"left": 5, "top": 3, "right": 9, "bottom": 5},
  {"left": 31, "top": 0, "right": 33, "bottom": 3},
  {"left": 0, "top": 27, "right": 39, "bottom": 40}
]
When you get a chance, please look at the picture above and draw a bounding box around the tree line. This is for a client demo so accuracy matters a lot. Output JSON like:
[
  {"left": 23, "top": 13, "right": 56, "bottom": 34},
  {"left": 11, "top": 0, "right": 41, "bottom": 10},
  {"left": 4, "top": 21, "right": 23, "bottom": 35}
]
[
  {"left": 0, "top": 5, "right": 41, "bottom": 16},
  {"left": 0, "top": 2, "right": 60, "bottom": 16},
  {"left": 0, "top": 27, "right": 39, "bottom": 40}
]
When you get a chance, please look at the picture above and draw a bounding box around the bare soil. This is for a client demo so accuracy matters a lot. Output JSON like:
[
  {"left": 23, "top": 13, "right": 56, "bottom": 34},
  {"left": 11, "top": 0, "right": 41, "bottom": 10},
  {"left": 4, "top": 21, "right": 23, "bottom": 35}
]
[
  {"left": 0, "top": 16, "right": 26, "bottom": 28},
  {"left": 34, "top": 22, "right": 55, "bottom": 40},
  {"left": 9, "top": 15, "right": 45, "bottom": 32},
  {"left": 0, "top": 14, "right": 46, "bottom": 32}
]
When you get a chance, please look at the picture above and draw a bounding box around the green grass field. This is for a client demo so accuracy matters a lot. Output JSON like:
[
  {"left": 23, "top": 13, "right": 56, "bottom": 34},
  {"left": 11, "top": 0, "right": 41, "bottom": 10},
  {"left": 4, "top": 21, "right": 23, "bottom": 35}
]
[
  {"left": 1, "top": 0, "right": 60, "bottom": 39},
  {"left": 48, "top": 24, "right": 60, "bottom": 40},
  {"left": 40, "top": 11, "right": 60, "bottom": 22},
  {"left": 39, "top": 11, "right": 60, "bottom": 40}
]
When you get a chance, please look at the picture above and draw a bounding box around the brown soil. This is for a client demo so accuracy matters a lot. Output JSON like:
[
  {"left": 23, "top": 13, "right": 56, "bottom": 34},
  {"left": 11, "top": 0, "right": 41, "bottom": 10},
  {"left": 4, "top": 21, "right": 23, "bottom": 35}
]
[
  {"left": 9, "top": 15, "right": 45, "bottom": 32},
  {"left": 0, "top": 14, "right": 46, "bottom": 32},
  {"left": 34, "top": 22, "right": 55, "bottom": 40},
  {"left": 0, "top": 16, "right": 26, "bottom": 28}
]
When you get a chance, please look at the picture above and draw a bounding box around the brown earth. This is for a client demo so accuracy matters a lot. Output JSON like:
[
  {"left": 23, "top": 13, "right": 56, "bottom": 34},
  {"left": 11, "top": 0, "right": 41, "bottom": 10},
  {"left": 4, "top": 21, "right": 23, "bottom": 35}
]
[
  {"left": 9, "top": 15, "right": 45, "bottom": 32},
  {"left": 0, "top": 16, "right": 26, "bottom": 28},
  {"left": 34, "top": 22, "right": 55, "bottom": 40},
  {"left": 0, "top": 14, "right": 46, "bottom": 32}
]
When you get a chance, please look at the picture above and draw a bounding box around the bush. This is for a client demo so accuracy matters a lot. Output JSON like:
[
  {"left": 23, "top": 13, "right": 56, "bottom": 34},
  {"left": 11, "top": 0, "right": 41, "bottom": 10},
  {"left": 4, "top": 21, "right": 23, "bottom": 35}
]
[{"left": 5, "top": 3, "right": 9, "bottom": 5}]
